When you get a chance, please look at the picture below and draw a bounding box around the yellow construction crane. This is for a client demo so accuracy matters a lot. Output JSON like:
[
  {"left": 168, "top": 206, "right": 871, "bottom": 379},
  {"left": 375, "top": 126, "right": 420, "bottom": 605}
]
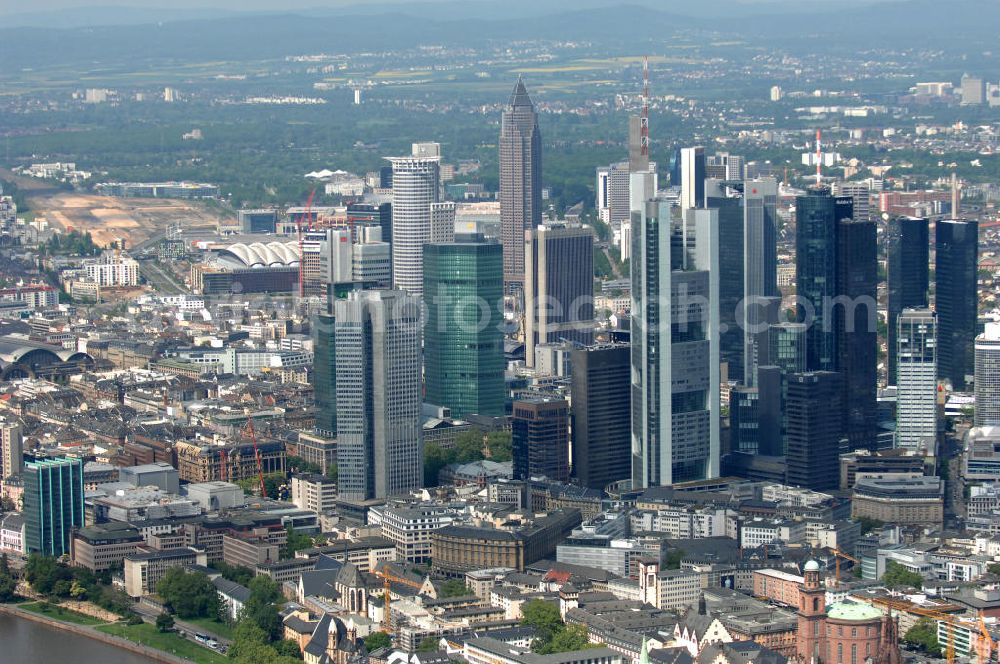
[
  {"left": 979, "top": 616, "right": 994, "bottom": 664},
  {"left": 373, "top": 566, "right": 424, "bottom": 630},
  {"left": 870, "top": 596, "right": 986, "bottom": 664},
  {"left": 831, "top": 548, "right": 859, "bottom": 585}
]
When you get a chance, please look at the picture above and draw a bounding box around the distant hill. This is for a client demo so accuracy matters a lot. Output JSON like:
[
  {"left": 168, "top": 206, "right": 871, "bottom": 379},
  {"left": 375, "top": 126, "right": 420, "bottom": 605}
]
[{"left": 0, "top": 0, "right": 997, "bottom": 70}]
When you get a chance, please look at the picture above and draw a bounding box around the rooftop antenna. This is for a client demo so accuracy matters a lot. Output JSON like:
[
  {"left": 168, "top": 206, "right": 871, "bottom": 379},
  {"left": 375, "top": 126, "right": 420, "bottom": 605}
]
[
  {"left": 815, "top": 128, "right": 822, "bottom": 186},
  {"left": 641, "top": 55, "right": 649, "bottom": 160}
]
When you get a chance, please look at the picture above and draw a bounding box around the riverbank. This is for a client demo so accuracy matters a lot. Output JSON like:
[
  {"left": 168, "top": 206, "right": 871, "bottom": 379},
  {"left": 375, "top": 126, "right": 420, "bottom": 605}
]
[{"left": 0, "top": 602, "right": 194, "bottom": 664}]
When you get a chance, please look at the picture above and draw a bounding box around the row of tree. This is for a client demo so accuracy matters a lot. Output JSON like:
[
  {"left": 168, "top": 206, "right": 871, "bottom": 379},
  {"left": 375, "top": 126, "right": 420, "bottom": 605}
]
[{"left": 424, "top": 429, "right": 513, "bottom": 486}]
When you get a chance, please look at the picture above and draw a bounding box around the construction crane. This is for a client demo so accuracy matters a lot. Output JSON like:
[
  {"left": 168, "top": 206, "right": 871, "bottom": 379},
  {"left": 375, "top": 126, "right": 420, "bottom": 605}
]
[
  {"left": 980, "top": 616, "right": 994, "bottom": 664},
  {"left": 244, "top": 413, "right": 267, "bottom": 498},
  {"left": 297, "top": 188, "right": 316, "bottom": 299},
  {"left": 871, "top": 596, "right": 986, "bottom": 664},
  {"left": 831, "top": 548, "right": 859, "bottom": 585},
  {"left": 373, "top": 566, "right": 424, "bottom": 630}
]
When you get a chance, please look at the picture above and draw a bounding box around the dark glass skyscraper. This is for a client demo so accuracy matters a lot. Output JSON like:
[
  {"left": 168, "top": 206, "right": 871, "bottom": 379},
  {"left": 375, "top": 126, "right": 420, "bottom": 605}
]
[
  {"left": 512, "top": 397, "right": 569, "bottom": 482},
  {"left": 570, "top": 344, "right": 631, "bottom": 490},
  {"left": 500, "top": 78, "right": 542, "bottom": 292},
  {"left": 836, "top": 219, "right": 878, "bottom": 451},
  {"left": 796, "top": 187, "right": 852, "bottom": 373},
  {"left": 23, "top": 457, "right": 84, "bottom": 556},
  {"left": 423, "top": 237, "right": 505, "bottom": 418},
  {"left": 785, "top": 371, "right": 843, "bottom": 491},
  {"left": 313, "top": 312, "right": 336, "bottom": 436},
  {"left": 935, "top": 219, "right": 979, "bottom": 390},
  {"left": 886, "top": 216, "right": 929, "bottom": 385},
  {"left": 707, "top": 179, "right": 778, "bottom": 384}
]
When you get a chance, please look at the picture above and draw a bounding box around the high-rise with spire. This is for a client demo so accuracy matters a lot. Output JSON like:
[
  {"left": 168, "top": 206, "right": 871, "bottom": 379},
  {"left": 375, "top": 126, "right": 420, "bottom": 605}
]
[{"left": 500, "top": 77, "right": 542, "bottom": 292}]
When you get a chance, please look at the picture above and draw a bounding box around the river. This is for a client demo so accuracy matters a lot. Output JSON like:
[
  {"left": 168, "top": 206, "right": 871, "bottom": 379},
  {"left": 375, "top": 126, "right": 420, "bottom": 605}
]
[{"left": 0, "top": 612, "right": 156, "bottom": 663}]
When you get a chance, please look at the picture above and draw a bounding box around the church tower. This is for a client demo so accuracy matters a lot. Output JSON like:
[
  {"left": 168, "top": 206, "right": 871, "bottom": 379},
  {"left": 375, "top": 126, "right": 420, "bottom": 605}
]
[{"left": 797, "top": 560, "right": 826, "bottom": 663}]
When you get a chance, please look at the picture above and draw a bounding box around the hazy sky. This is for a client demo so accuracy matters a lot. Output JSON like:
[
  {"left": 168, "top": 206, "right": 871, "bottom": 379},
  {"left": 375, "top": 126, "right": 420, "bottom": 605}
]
[{"left": 1, "top": 0, "right": 904, "bottom": 16}]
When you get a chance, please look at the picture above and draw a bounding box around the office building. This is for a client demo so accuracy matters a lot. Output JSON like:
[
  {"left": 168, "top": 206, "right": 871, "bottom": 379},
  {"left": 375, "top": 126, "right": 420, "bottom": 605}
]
[
  {"left": 785, "top": 372, "right": 843, "bottom": 491},
  {"left": 0, "top": 417, "right": 22, "bottom": 479},
  {"left": 679, "top": 146, "right": 705, "bottom": 211},
  {"left": 935, "top": 219, "right": 979, "bottom": 390},
  {"left": 430, "top": 202, "right": 456, "bottom": 244},
  {"left": 388, "top": 143, "right": 441, "bottom": 295},
  {"left": 500, "top": 78, "right": 542, "bottom": 292},
  {"left": 706, "top": 152, "right": 745, "bottom": 181},
  {"left": 961, "top": 74, "right": 986, "bottom": 105},
  {"left": 512, "top": 398, "right": 569, "bottom": 482},
  {"left": 887, "top": 216, "right": 929, "bottom": 384},
  {"left": 524, "top": 223, "right": 595, "bottom": 367},
  {"left": 23, "top": 457, "right": 85, "bottom": 556},
  {"left": 975, "top": 323, "right": 1000, "bottom": 426},
  {"left": 596, "top": 162, "right": 630, "bottom": 228},
  {"left": 290, "top": 473, "right": 338, "bottom": 514},
  {"left": 836, "top": 218, "right": 878, "bottom": 450},
  {"left": 346, "top": 202, "right": 392, "bottom": 251},
  {"left": 851, "top": 477, "right": 944, "bottom": 527},
  {"left": 834, "top": 181, "right": 871, "bottom": 222},
  {"left": 767, "top": 323, "right": 807, "bottom": 375},
  {"left": 630, "top": 203, "right": 720, "bottom": 487},
  {"left": 896, "top": 309, "right": 938, "bottom": 451},
  {"left": 313, "top": 312, "right": 336, "bottom": 436},
  {"left": 570, "top": 344, "right": 631, "bottom": 490},
  {"left": 706, "top": 178, "right": 778, "bottom": 384},
  {"left": 423, "top": 236, "right": 505, "bottom": 418},
  {"left": 796, "top": 186, "right": 853, "bottom": 372},
  {"left": 237, "top": 209, "right": 277, "bottom": 234},
  {"left": 119, "top": 462, "right": 180, "bottom": 493},
  {"left": 335, "top": 290, "right": 422, "bottom": 500}
]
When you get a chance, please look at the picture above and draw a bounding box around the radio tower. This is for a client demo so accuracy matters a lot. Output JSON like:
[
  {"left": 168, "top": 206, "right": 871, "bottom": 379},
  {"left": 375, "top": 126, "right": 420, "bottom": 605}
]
[{"left": 641, "top": 55, "right": 649, "bottom": 160}]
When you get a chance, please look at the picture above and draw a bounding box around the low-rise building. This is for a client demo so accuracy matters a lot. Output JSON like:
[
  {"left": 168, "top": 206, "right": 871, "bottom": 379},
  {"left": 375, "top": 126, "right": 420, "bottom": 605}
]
[
  {"left": 71, "top": 522, "right": 144, "bottom": 571},
  {"left": 0, "top": 513, "right": 24, "bottom": 555},
  {"left": 751, "top": 569, "right": 803, "bottom": 607},
  {"left": 464, "top": 637, "right": 622, "bottom": 664},
  {"left": 291, "top": 474, "right": 338, "bottom": 514},
  {"left": 851, "top": 476, "right": 943, "bottom": 526},
  {"left": 377, "top": 504, "right": 459, "bottom": 564},
  {"left": 124, "top": 547, "right": 207, "bottom": 597}
]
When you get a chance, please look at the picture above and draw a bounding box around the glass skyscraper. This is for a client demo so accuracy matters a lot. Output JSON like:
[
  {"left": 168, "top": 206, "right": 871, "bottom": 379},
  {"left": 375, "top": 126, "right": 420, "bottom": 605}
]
[
  {"left": 313, "top": 312, "right": 336, "bottom": 436},
  {"left": 795, "top": 186, "right": 852, "bottom": 373},
  {"left": 886, "top": 216, "right": 929, "bottom": 385},
  {"left": 23, "top": 457, "right": 84, "bottom": 556},
  {"left": 935, "top": 219, "right": 979, "bottom": 390},
  {"left": 423, "top": 236, "right": 505, "bottom": 419}
]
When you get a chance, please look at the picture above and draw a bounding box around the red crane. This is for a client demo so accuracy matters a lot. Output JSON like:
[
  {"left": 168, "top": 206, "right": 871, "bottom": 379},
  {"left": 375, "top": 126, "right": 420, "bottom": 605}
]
[
  {"left": 297, "top": 188, "right": 316, "bottom": 298},
  {"left": 245, "top": 414, "right": 267, "bottom": 497}
]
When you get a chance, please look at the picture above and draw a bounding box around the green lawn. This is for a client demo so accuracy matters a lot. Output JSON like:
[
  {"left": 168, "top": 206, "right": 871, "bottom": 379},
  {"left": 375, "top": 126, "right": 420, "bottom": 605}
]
[
  {"left": 20, "top": 602, "right": 109, "bottom": 626},
  {"left": 181, "top": 616, "right": 235, "bottom": 640},
  {"left": 97, "top": 623, "right": 228, "bottom": 664}
]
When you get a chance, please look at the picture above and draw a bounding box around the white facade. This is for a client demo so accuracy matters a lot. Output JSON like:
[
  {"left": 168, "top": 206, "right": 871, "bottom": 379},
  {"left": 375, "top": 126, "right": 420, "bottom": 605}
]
[
  {"left": 389, "top": 145, "right": 441, "bottom": 296},
  {"left": 896, "top": 309, "right": 938, "bottom": 450},
  {"left": 376, "top": 504, "right": 457, "bottom": 563},
  {"left": 975, "top": 323, "right": 1000, "bottom": 426},
  {"left": 85, "top": 252, "right": 140, "bottom": 287},
  {"left": 290, "top": 474, "right": 337, "bottom": 514}
]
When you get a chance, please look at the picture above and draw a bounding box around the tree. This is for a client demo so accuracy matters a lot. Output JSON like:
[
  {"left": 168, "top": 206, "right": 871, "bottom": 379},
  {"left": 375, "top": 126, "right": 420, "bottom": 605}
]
[
  {"left": 70, "top": 580, "right": 88, "bottom": 600},
  {"left": 286, "top": 456, "right": 323, "bottom": 475},
  {"left": 904, "top": 618, "right": 941, "bottom": 657},
  {"left": 423, "top": 442, "right": 453, "bottom": 487},
  {"left": 416, "top": 637, "right": 440, "bottom": 652},
  {"left": 281, "top": 527, "right": 314, "bottom": 559},
  {"left": 856, "top": 516, "right": 884, "bottom": 535},
  {"left": 274, "top": 639, "right": 304, "bottom": 659},
  {"left": 487, "top": 431, "right": 513, "bottom": 462},
  {"left": 365, "top": 631, "right": 392, "bottom": 651},
  {"left": 212, "top": 561, "right": 255, "bottom": 587},
  {"left": 882, "top": 561, "right": 923, "bottom": 590},
  {"left": 988, "top": 563, "right": 1000, "bottom": 577},
  {"left": 156, "top": 612, "right": 175, "bottom": 633},
  {"left": 155, "top": 568, "right": 220, "bottom": 619},
  {"left": 0, "top": 554, "right": 18, "bottom": 602},
  {"left": 439, "top": 579, "right": 471, "bottom": 598},
  {"left": 521, "top": 599, "right": 563, "bottom": 646},
  {"left": 228, "top": 620, "right": 301, "bottom": 664},
  {"left": 240, "top": 576, "right": 284, "bottom": 641},
  {"left": 326, "top": 464, "right": 338, "bottom": 482},
  {"left": 665, "top": 549, "right": 685, "bottom": 570},
  {"left": 25, "top": 554, "right": 72, "bottom": 595},
  {"left": 540, "top": 624, "right": 597, "bottom": 655}
]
